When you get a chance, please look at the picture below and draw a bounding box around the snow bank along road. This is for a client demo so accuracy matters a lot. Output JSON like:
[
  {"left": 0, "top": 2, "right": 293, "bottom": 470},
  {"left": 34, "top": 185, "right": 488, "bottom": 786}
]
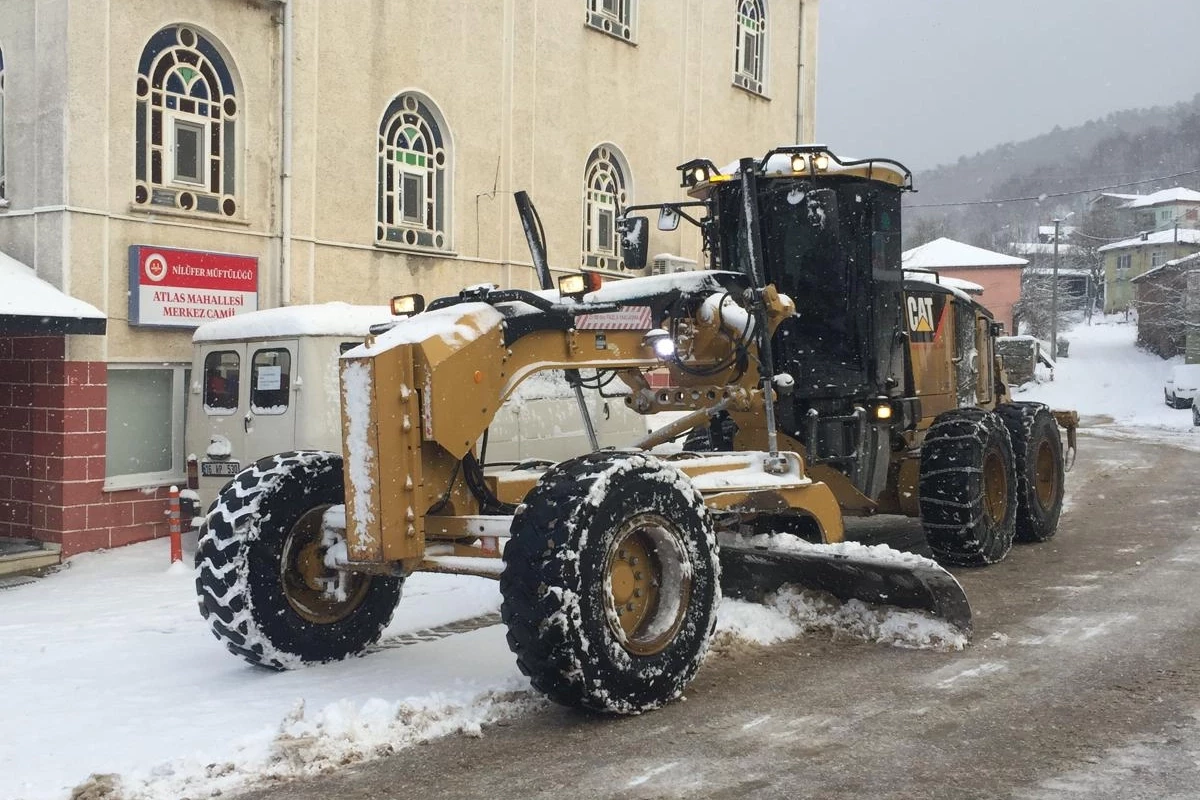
[{"left": 234, "top": 429, "right": 1200, "bottom": 800}]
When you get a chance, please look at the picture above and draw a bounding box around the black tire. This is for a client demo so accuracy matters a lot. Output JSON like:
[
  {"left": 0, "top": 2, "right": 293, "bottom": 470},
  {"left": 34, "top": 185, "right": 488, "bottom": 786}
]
[
  {"left": 500, "top": 452, "right": 720, "bottom": 714},
  {"left": 919, "top": 408, "right": 1017, "bottom": 567},
  {"left": 682, "top": 412, "right": 738, "bottom": 452},
  {"left": 195, "top": 450, "right": 403, "bottom": 669},
  {"left": 1193, "top": 404, "right": 1200, "bottom": 427},
  {"left": 996, "top": 403, "right": 1065, "bottom": 543}
]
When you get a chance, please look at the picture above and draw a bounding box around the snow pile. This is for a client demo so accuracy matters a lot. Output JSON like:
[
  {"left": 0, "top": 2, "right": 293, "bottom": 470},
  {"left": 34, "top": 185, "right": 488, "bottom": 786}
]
[
  {"left": 713, "top": 588, "right": 967, "bottom": 654},
  {"left": 78, "top": 688, "right": 542, "bottom": 800}
]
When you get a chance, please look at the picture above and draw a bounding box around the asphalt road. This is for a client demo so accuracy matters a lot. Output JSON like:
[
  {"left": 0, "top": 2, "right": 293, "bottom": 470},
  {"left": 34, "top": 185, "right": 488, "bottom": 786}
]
[{"left": 235, "top": 430, "right": 1200, "bottom": 799}]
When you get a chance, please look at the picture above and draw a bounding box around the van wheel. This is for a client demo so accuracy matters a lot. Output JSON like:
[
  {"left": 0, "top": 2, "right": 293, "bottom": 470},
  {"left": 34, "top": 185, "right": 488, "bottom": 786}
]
[
  {"left": 500, "top": 452, "right": 720, "bottom": 714},
  {"left": 996, "top": 403, "right": 1065, "bottom": 543},
  {"left": 194, "top": 450, "right": 402, "bottom": 669},
  {"left": 919, "top": 409, "right": 1017, "bottom": 567}
]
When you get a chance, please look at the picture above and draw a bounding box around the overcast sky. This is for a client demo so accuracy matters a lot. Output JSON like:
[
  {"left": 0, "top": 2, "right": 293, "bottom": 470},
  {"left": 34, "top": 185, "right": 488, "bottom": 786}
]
[{"left": 816, "top": 0, "right": 1200, "bottom": 171}]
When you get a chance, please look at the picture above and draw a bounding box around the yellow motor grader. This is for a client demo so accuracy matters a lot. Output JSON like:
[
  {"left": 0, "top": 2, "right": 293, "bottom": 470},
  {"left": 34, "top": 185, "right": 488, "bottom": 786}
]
[{"left": 195, "top": 146, "right": 1075, "bottom": 714}]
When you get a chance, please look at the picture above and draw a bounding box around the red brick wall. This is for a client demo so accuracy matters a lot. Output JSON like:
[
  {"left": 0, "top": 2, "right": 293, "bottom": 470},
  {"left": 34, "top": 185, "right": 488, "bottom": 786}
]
[{"left": 0, "top": 336, "right": 172, "bottom": 556}]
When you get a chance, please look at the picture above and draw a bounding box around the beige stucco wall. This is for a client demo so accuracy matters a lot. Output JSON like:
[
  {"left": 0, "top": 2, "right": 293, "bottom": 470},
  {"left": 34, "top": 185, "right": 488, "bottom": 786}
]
[{"left": 0, "top": 0, "right": 818, "bottom": 365}]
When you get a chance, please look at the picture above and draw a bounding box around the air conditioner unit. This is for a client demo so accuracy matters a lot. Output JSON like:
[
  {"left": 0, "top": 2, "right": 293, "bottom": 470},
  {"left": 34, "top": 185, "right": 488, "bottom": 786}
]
[{"left": 650, "top": 254, "right": 698, "bottom": 275}]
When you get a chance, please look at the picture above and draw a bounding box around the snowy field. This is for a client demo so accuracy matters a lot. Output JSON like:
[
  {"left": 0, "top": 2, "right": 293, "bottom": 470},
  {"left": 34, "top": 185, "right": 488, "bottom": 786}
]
[{"left": 1, "top": 316, "right": 1191, "bottom": 800}]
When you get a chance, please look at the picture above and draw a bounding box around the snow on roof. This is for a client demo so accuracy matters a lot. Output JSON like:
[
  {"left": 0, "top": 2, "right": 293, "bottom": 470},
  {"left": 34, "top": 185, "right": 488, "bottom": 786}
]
[
  {"left": 1091, "top": 192, "right": 1142, "bottom": 204},
  {"left": 0, "top": 249, "right": 105, "bottom": 326},
  {"left": 903, "top": 270, "right": 983, "bottom": 299},
  {"left": 192, "top": 302, "right": 393, "bottom": 343},
  {"left": 1123, "top": 188, "right": 1200, "bottom": 208},
  {"left": 901, "top": 237, "right": 1027, "bottom": 269},
  {"left": 1011, "top": 242, "right": 1079, "bottom": 256},
  {"left": 1130, "top": 250, "right": 1200, "bottom": 283},
  {"left": 1023, "top": 267, "right": 1092, "bottom": 277},
  {"left": 1096, "top": 228, "right": 1200, "bottom": 252}
]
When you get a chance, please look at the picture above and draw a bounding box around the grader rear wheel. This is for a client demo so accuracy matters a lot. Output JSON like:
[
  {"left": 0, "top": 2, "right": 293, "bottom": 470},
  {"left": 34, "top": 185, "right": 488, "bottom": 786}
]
[
  {"left": 919, "top": 408, "right": 1018, "bottom": 567},
  {"left": 500, "top": 452, "right": 720, "bottom": 715},
  {"left": 996, "top": 402, "right": 1065, "bottom": 543}
]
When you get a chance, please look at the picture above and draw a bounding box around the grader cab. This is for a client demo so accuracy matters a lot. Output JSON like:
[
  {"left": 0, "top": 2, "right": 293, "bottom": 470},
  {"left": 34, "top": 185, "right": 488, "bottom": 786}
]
[{"left": 195, "top": 146, "right": 1074, "bottom": 715}]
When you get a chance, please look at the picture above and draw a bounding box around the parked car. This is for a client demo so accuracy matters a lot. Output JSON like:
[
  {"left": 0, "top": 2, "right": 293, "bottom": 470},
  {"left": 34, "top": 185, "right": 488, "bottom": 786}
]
[{"left": 1164, "top": 364, "right": 1200, "bottom": 409}]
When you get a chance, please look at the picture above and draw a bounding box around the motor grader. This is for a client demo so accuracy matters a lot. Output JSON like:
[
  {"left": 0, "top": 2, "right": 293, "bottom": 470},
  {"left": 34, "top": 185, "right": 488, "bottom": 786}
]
[{"left": 195, "top": 146, "right": 1075, "bottom": 715}]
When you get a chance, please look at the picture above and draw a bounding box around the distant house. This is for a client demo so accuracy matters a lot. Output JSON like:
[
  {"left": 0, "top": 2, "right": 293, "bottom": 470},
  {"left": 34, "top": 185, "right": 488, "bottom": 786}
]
[
  {"left": 901, "top": 237, "right": 1027, "bottom": 332},
  {"left": 1097, "top": 228, "right": 1200, "bottom": 312},
  {"left": 1010, "top": 237, "right": 1091, "bottom": 313},
  {"left": 1088, "top": 188, "right": 1200, "bottom": 237},
  {"left": 1130, "top": 251, "right": 1200, "bottom": 359},
  {"left": 1122, "top": 188, "right": 1200, "bottom": 233}
]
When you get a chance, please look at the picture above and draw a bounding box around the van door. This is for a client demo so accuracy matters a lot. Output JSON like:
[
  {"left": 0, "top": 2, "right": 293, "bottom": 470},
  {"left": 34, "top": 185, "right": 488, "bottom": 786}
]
[{"left": 246, "top": 341, "right": 299, "bottom": 456}]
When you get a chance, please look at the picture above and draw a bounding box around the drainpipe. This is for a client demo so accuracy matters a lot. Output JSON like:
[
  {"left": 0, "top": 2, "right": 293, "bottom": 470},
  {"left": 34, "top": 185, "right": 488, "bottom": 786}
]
[
  {"left": 279, "top": 0, "right": 294, "bottom": 306},
  {"left": 795, "top": 2, "right": 805, "bottom": 143}
]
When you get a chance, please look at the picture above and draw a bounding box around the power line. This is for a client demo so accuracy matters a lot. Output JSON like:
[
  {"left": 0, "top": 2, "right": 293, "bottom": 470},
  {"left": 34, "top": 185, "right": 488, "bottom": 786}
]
[{"left": 907, "top": 167, "right": 1200, "bottom": 209}]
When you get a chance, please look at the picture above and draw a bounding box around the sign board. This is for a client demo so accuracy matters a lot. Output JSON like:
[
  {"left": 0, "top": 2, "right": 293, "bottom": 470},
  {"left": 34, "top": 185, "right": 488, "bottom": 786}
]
[
  {"left": 575, "top": 305, "right": 653, "bottom": 331},
  {"left": 128, "top": 245, "right": 258, "bottom": 328}
]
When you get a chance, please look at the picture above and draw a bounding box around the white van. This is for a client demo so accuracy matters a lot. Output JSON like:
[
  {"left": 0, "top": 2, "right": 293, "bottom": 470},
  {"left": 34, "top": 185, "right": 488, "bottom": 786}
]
[{"left": 185, "top": 302, "right": 654, "bottom": 519}]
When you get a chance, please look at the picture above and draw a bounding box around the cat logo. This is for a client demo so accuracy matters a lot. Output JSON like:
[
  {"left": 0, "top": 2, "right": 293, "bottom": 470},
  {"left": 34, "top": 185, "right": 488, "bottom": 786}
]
[{"left": 906, "top": 294, "right": 939, "bottom": 343}]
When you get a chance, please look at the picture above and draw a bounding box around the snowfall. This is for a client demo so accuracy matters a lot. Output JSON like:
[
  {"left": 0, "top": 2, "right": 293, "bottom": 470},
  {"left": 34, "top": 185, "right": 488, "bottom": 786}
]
[{"left": 2, "top": 316, "right": 1195, "bottom": 800}]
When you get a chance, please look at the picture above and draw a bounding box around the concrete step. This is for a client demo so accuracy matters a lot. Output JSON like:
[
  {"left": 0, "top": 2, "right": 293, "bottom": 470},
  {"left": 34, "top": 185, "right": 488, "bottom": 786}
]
[{"left": 0, "top": 539, "right": 62, "bottom": 578}]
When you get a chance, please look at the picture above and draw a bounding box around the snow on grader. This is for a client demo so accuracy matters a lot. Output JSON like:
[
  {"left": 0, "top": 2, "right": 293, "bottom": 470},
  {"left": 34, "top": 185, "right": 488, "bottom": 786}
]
[{"left": 195, "top": 146, "right": 1077, "bottom": 714}]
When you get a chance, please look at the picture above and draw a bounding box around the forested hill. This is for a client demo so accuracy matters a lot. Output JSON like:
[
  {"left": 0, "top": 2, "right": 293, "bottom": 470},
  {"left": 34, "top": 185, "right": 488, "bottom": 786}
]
[{"left": 904, "top": 93, "right": 1200, "bottom": 249}]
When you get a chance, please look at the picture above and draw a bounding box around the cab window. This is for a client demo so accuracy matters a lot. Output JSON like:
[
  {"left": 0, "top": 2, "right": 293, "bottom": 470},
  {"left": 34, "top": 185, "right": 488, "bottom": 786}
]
[
  {"left": 250, "top": 348, "right": 291, "bottom": 414},
  {"left": 203, "top": 351, "right": 240, "bottom": 415}
]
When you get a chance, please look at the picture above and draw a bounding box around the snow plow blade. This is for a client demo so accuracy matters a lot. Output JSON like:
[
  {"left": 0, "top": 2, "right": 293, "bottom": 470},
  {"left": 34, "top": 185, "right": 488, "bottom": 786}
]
[{"left": 718, "top": 542, "right": 973, "bottom": 636}]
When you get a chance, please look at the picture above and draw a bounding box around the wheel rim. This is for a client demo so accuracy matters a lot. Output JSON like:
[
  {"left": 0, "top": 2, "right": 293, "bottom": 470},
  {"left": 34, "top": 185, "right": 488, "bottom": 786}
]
[
  {"left": 1033, "top": 438, "right": 1059, "bottom": 509},
  {"left": 279, "top": 504, "right": 371, "bottom": 624},
  {"left": 982, "top": 448, "right": 1009, "bottom": 525},
  {"left": 603, "top": 513, "right": 693, "bottom": 657}
]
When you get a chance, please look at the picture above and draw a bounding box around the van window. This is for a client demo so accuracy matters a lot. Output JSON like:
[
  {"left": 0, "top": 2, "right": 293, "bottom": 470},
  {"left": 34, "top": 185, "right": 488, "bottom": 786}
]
[
  {"left": 251, "top": 348, "right": 291, "bottom": 415},
  {"left": 203, "top": 351, "right": 240, "bottom": 414},
  {"left": 339, "top": 341, "right": 360, "bottom": 354}
]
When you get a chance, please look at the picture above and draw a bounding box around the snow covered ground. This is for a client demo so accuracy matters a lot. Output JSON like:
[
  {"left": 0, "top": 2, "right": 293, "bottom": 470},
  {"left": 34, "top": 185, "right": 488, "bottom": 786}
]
[{"left": 1, "top": 315, "right": 1190, "bottom": 800}]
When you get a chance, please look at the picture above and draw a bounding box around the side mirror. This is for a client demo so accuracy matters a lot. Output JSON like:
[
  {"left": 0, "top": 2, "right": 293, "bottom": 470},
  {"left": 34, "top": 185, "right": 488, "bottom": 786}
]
[
  {"left": 618, "top": 215, "right": 649, "bottom": 270},
  {"left": 657, "top": 207, "right": 680, "bottom": 232}
]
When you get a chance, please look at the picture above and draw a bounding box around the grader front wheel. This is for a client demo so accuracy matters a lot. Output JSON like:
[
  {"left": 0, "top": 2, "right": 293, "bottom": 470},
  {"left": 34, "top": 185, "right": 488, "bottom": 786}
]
[
  {"left": 194, "top": 451, "right": 402, "bottom": 669},
  {"left": 500, "top": 452, "right": 720, "bottom": 715}
]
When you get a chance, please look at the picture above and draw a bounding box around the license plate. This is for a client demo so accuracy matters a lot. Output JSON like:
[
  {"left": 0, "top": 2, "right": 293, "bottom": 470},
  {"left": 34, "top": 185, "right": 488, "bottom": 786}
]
[{"left": 201, "top": 460, "right": 241, "bottom": 477}]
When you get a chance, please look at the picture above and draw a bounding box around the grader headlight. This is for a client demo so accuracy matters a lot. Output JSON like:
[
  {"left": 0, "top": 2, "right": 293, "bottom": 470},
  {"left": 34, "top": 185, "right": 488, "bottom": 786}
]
[{"left": 643, "top": 328, "right": 676, "bottom": 360}]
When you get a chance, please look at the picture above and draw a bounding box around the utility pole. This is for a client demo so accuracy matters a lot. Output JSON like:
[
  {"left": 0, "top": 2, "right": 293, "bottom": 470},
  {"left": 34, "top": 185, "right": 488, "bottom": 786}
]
[{"left": 1051, "top": 218, "right": 1060, "bottom": 358}]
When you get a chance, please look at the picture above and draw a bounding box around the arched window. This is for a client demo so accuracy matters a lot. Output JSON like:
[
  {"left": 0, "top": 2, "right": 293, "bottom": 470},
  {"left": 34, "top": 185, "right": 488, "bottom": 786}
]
[
  {"left": 134, "top": 25, "right": 239, "bottom": 216},
  {"left": 582, "top": 145, "right": 630, "bottom": 270},
  {"left": 377, "top": 93, "right": 450, "bottom": 250},
  {"left": 734, "top": 0, "right": 767, "bottom": 96}
]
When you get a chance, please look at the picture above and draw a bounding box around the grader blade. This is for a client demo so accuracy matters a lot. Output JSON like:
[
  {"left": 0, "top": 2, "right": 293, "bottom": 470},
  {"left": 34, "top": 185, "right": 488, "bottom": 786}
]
[{"left": 718, "top": 542, "right": 973, "bottom": 635}]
